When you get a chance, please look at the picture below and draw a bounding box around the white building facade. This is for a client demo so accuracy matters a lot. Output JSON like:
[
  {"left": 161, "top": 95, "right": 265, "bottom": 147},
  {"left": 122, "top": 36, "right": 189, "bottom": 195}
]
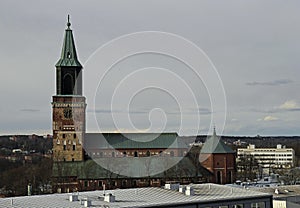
[{"left": 237, "top": 144, "right": 295, "bottom": 170}]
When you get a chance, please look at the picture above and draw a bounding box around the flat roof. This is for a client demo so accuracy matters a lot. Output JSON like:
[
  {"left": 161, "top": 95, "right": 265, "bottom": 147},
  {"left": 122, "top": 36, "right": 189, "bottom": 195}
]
[
  {"left": 253, "top": 185, "right": 300, "bottom": 199},
  {"left": 0, "top": 184, "right": 271, "bottom": 208}
]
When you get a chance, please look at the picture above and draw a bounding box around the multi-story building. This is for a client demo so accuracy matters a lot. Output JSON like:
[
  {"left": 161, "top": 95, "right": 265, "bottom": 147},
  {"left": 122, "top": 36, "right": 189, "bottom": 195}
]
[{"left": 237, "top": 144, "right": 295, "bottom": 170}]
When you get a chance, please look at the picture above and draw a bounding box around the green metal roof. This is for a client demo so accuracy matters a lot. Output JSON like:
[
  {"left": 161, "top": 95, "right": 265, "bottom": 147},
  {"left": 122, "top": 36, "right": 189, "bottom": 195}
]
[
  {"left": 52, "top": 157, "right": 212, "bottom": 179},
  {"left": 85, "top": 133, "right": 187, "bottom": 149},
  {"left": 200, "top": 129, "right": 235, "bottom": 154},
  {"left": 55, "top": 16, "right": 82, "bottom": 67}
]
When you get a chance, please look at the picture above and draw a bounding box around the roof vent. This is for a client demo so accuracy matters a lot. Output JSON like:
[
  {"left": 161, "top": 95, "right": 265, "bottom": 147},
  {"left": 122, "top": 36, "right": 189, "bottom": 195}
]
[
  {"left": 80, "top": 198, "right": 92, "bottom": 207},
  {"left": 165, "top": 183, "right": 180, "bottom": 191},
  {"left": 179, "top": 185, "right": 186, "bottom": 193},
  {"left": 69, "top": 193, "right": 79, "bottom": 202},
  {"left": 185, "top": 186, "right": 194, "bottom": 196},
  {"left": 104, "top": 193, "right": 115, "bottom": 202}
]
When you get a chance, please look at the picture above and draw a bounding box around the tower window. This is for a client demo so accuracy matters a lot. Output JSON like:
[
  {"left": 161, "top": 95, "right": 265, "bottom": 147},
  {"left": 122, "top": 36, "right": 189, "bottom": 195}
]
[
  {"left": 63, "top": 145, "right": 66, "bottom": 150},
  {"left": 63, "top": 74, "right": 74, "bottom": 95},
  {"left": 67, "top": 52, "right": 71, "bottom": 58},
  {"left": 62, "top": 134, "right": 65, "bottom": 139},
  {"left": 73, "top": 145, "right": 76, "bottom": 151},
  {"left": 73, "top": 134, "right": 76, "bottom": 139}
]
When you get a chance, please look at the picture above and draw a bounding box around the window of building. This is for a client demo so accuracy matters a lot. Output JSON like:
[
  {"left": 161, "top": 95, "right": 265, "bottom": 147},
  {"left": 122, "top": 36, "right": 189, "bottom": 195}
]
[
  {"left": 170, "top": 151, "right": 174, "bottom": 157},
  {"left": 84, "top": 181, "right": 88, "bottom": 187},
  {"left": 72, "top": 158, "right": 74, "bottom": 162},
  {"left": 233, "top": 204, "right": 243, "bottom": 208},
  {"left": 73, "top": 134, "right": 76, "bottom": 139},
  {"left": 251, "top": 202, "right": 265, "bottom": 208},
  {"left": 63, "top": 134, "right": 65, "bottom": 139},
  {"left": 63, "top": 145, "right": 66, "bottom": 151},
  {"left": 73, "top": 145, "right": 76, "bottom": 151},
  {"left": 219, "top": 206, "right": 228, "bottom": 208},
  {"left": 228, "top": 171, "right": 232, "bottom": 183},
  {"left": 122, "top": 180, "right": 127, "bottom": 187},
  {"left": 112, "top": 152, "right": 115, "bottom": 157},
  {"left": 134, "top": 151, "right": 138, "bottom": 157},
  {"left": 216, "top": 171, "right": 222, "bottom": 184},
  {"left": 146, "top": 150, "right": 151, "bottom": 157}
]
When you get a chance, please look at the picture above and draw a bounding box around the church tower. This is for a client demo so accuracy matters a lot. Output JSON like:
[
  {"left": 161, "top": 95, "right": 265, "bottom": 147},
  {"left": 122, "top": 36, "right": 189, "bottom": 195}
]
[
  {"left": 200, "top": 127, "right": 236, "bottom": 184},
  {"left": 52, "top": 16, "right": 86, "bottom": 162}
]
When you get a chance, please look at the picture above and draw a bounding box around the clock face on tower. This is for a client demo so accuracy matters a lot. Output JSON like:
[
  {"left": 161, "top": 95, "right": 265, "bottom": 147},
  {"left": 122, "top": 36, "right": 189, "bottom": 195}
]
[{"left": 63, "top": 108, "right": 73, "bottom": 119}]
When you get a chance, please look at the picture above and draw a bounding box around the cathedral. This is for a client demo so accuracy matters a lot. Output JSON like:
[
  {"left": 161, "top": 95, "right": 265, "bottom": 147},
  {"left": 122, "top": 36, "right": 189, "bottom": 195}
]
[{"left": 51, "top": 17, "right": 235, "bottom": 192}]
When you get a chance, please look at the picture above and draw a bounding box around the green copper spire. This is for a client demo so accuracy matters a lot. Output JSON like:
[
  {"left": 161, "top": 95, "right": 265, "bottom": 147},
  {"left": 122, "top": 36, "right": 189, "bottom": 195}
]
[
  {"left": 55, "top": 15, "right": 82, "bottom": 67},
  {"left": 201, "top": 126, "right": 235, "bottom": 154}
]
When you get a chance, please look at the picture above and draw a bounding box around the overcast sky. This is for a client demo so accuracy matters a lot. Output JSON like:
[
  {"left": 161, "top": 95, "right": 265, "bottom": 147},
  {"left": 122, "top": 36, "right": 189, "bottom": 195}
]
[{"left": 1, "top": 1, "right": 300, "bottom": 136}]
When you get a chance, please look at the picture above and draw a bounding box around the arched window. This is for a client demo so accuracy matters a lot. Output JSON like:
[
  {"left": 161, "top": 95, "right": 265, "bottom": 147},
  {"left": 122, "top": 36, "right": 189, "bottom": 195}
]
[
  {"left": 63, "top": 73, "right": 74, "bottom": 95},
  {"left": 146, "top": 151, "right": 151, "bottom": 157},
  {"left": 123, "top": 152, "right": 127, "bottom": 157},
  {"left": 170, "top": 151, "right": 174, "bottom": 157},
  {"left": 216, "top": 171, "right": 222, "bottom": 184},
  {"left": 228, "top": 171, "right": 232, "bottom": 183},
  {"left": 134, "top": 151, "right": 138, "bottom": 157}
]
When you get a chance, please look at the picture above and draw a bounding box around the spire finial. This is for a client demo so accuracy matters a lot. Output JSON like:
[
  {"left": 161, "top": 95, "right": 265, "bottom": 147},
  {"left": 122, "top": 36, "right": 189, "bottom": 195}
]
[
  {"left": 67, "top": 15, "right": 71, "bottom": 28},
  {"left": 213, "top": 125, "right": 217, "bottom": 136}
]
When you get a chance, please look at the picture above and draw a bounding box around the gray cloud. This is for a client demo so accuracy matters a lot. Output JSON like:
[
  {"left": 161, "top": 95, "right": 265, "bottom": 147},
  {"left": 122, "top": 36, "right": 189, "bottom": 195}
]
[
  {"left": 1, "top": 1, "right": 300, "bottom": 135},
  {"left": 20, "top": 109, "right": 40, "bottom": 112},
  {"left": 246, "top": 79, "right": 293, "bottom": 86}
]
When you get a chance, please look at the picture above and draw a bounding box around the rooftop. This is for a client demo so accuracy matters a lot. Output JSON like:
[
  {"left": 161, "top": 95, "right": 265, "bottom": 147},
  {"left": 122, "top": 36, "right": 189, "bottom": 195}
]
[
  {"left": 0, "top": 184, "right": 271, "bottom": 208},
  {"left": 85, "top": 132, "right": 187, "bottom": 149},
  {"left": 253, "top": 185, "right": 300, "bottom": 199},
  {"left": 200, "top": 129, "right": 235, "bottom": 154}
]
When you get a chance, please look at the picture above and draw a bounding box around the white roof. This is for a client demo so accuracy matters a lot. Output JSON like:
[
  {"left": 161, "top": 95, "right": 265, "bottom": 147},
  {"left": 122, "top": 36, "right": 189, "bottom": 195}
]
[{"left": 0, "top": 183, "right": 271, "bottom": 208}]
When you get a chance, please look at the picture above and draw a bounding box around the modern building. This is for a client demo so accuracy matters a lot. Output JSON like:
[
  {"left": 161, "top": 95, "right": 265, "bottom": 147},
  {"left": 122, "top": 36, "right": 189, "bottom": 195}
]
[
  {"left": 0, "top": 183, "right": 273, "bottom": 208},
  {"left": 237, "top": 144, "right": 295, "bottom": 171},
  {"left": 200, "top": 128, "right": 236, "bottom": 184}
]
